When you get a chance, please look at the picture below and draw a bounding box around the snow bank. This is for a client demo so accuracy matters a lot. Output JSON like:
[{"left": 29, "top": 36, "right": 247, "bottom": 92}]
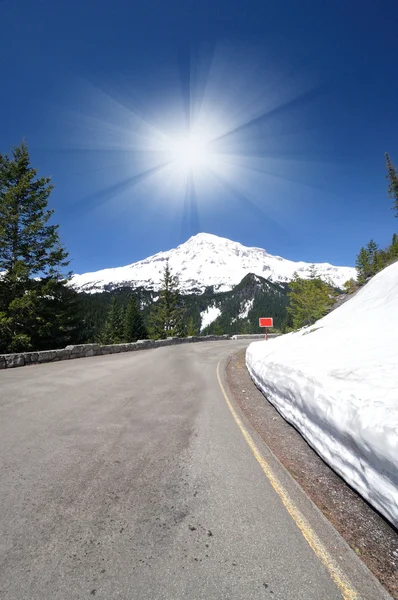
[{"left": 246, "top": 262, "right": 398, "bottom": 527}]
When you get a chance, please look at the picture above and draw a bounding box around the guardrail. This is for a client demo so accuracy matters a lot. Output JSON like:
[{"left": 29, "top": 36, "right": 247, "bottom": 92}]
[{"left": 0, "top": 335, "right": 231, "bottom": 370}]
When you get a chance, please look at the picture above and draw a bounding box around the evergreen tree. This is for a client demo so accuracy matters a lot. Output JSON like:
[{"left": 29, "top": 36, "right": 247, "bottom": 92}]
[
  {"left": 109, "top": 297, "right": 125, "bottom": 343},
  {"left": 213, "top": 322, "right": 224, "bottom": 335},
  {"left": 30, "top": 279, "right": 81, "bottom": 350},
  {"left": 385, "top": 153, "right": 398, "bottom": 217},
  {"left": 355, "top": 246, "right": 372, "bottom": 283},
  {"left": 0, "top": 142, "right": 71, "bottom": 351},
  {"left": 238, "top": 319, "right": 252, "bottom": 334},
  {"left": 287, "top": 273, "right": 336, "bottom": 329},
  {"left": 387, "top": 233, "right": 398, "bottom": 262},
  {"left": 366, "top": 239, "right": 379, "bottom": 275},
  {"left": 186, "top": 316, "right": 199, "bottom": 336},
  {"left": 308, "top": 264, "right": 318, "bottom": 279},
  {"left": 356, "top": 239, "right": 382, "bottom": 278},
  {"left": 98, "top": 319, "right": 114, "bottom": 345},
  {"left": 99, "top": 297, "right": 125, "bottom": 344},
  {"left": 124, "top": 293, "right": 148, "bottom": 342},
  {"left": 149, "top": 261, "right": 185, "bottom": 339},
  {"left": 373, "top": 249, "right": 388, "bottom": 273}
]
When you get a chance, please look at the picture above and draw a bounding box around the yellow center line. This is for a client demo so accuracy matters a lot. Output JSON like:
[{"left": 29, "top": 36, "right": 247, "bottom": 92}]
[{"left": 216, "top": 361, "right": 358, "bottom": 600}]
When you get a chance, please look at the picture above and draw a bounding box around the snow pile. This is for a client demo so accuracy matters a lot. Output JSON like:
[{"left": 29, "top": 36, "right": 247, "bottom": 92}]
[
  {"left": 71, "top": 233, "right": 356, "bottom": 294},
  {"left": 246, "top": 262, "right": 398, "bottom": 527}
]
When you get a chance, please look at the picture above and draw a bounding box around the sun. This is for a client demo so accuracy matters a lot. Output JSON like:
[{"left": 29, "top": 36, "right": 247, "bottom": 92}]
[
  {"left": 61, "top": 42, "right": 321, "bottom": 225},
  {"left": 168, "top": 133, "right": 212, "bottom": 172}
]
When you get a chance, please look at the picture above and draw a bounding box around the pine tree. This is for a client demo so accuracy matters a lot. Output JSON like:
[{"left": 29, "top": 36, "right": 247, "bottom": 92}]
[
  {"left": 0, "top": 142, "right": 70, "bottom": 351},
  {"left": 385, "top": 153, "right": 398, "bottom": 217},
  {"left": 388, "top": 233, "right": 398, "bottom": 261},
  {"left": 308, "top": 264, "right": 318, "bottom": 279},
  {"left": 213, "top": 322, "right": 224, "bottom": 335},
  {"left": 109, "top": 297, "right": 125, "bottom": 343},
  {"left": 124, "top": 293, "right": 148, "bottom": 342},
  {"left": 373, "top": 249, "right": 387, "bottom": 274},
  {"left": 173, "top": 306, "right": 187, "bottom": 338},
  {"left": 30, "top": 279, "right": 81, "bottom": 350},
  {"left": 0, "top": 143, "right": 69, "bottom": 276},
  {"left": 186, "top": 316, "right": 199, "bottom": 337},
  {"left": 355, "top": 246, "right": 372, "bottom": 283},
  {"left": 366, "top": 239, "right": 379, "bottom": 274},
  {"left": 98, "top": 319, "right": 114, "bottom": 345},
  {"left": 239, "top": 319, "right": 252, "bottom": 334},
  {"left": 287, "top": 273, "right": 336, "bottom": 329},
  {"left": 149, "top": 261, "right": 185, "bottom": 339},
  {"left": 98, "top": 297, "right": 125, "bottom": 344}
]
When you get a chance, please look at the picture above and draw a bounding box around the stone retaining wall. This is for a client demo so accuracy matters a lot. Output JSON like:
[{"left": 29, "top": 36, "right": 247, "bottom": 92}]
[
  {"left": 0, "top": 335, "right": 230, "bottom": 370},
  {"left": 231, "top": 333, "right": 281, "bottom": 340}
]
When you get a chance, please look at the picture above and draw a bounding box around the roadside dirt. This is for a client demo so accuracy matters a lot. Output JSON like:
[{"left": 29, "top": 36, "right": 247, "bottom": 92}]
[{"left": 226, "top": 349, "right": 398, "bottom": 599}]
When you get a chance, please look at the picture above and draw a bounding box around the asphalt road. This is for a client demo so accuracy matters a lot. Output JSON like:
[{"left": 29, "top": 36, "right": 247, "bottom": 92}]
[{"left": 0, "top": 342, "right": 389, "bottom": 600}]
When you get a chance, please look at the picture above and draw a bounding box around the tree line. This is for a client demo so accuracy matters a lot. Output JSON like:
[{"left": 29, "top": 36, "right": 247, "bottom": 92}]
[{"left": 97, "top": 261, "right": 198, "bottom": 344}]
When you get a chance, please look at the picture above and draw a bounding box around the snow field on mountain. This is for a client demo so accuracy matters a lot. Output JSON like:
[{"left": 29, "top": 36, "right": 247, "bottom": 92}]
[
  {"left": 246, "top": 262, "right": 398, "bottom": 527},
  {"left": 238, "top": 299, "right": 254, "bottom": 319},
  {"left": 200, "top": 305, "right": 221, "bottom": 331},
  {"left": 71, "top": 233, "right": 356, "bottom": 293}
]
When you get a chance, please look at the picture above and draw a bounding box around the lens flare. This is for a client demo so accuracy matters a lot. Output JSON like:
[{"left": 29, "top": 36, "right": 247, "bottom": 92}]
[
  {"left": 51, "top": 43, "right": 321, "bottom": 236},
  {"left": 168, "top": 133, "right": 210, "bottom": 172}
]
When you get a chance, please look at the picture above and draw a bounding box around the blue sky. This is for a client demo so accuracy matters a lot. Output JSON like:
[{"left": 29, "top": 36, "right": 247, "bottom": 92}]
[{"left": 1, "top": 0, "right": 397, "bottom": 273}]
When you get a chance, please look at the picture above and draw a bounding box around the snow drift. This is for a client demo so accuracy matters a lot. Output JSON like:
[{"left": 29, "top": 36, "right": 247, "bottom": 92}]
[{"left": 246, "top": 262, "right": 398, "bottom": 527}]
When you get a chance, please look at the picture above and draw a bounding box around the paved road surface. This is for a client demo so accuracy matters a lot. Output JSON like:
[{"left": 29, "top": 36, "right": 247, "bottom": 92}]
[{"left": 0, "top": 342, "right": 389, "bottom": 599}]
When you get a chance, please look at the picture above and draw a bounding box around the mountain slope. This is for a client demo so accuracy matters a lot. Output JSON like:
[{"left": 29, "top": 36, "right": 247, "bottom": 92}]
[
  {"left": 71, "top": 233, "right": 356, "bottom": 293},
  {"left": 74, "top": 273, "right": 289, "bottom": 341},
  {"left": 199, "top": 274, "right": 289, "bottom": 335}
]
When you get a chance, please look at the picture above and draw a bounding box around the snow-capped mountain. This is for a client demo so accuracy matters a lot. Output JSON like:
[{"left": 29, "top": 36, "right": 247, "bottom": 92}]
[{"left": 71, "top": 233, "right": 356, "bottom": 293}]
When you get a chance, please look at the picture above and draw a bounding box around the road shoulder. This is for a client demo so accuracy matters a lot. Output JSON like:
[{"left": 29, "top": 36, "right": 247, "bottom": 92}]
[{"left": 223, "top": 348, "right": 398, "bottom": 600}]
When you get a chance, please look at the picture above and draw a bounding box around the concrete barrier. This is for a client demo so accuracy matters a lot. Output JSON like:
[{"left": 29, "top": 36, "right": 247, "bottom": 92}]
[{"left": 0, "top": 334, "right": 231, "bottom": 370}]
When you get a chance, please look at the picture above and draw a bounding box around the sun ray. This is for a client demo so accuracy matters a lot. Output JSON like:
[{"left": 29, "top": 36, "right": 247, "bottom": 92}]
[
  {"left": 211, "top": 86, "right": 322, "bottom": 146},
  {"left": 207, "top": 166, "right": 292, "bottom": 233},
  {"left": 48, "top": 45, "right": 326, "bottom": 225},
  {"left": 71, "top": 161, "right": 172, "bottom": 215},
  {"left": 180, "top": 172, "right": 201, "bottom": 239}
]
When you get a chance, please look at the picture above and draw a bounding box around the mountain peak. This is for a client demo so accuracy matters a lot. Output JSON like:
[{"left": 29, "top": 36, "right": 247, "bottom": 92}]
[
  {"left": 71, "top": 234, "right": 356, "bottom": 294},
  {"left": 184, "top": 232, "right": 241, "bottom": 246},
  {"left": 186, "top": 232, "right": 221, "bottom": 242}
]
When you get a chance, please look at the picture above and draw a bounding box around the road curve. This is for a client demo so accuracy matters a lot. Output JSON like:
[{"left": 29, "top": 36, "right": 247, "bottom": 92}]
[{"left": 0, "top": 342, "right": 387, "bottom": 600}]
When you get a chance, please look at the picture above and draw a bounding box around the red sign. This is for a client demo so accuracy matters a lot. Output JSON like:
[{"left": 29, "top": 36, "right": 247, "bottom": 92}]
[{"left": 259, "top": 317, "right": 273, "bottom": 328}]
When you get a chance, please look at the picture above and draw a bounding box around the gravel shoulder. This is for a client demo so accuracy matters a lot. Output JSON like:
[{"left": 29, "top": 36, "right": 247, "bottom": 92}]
[{"left": 226, "top": 348, "right": 398, "bottom": 599}]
